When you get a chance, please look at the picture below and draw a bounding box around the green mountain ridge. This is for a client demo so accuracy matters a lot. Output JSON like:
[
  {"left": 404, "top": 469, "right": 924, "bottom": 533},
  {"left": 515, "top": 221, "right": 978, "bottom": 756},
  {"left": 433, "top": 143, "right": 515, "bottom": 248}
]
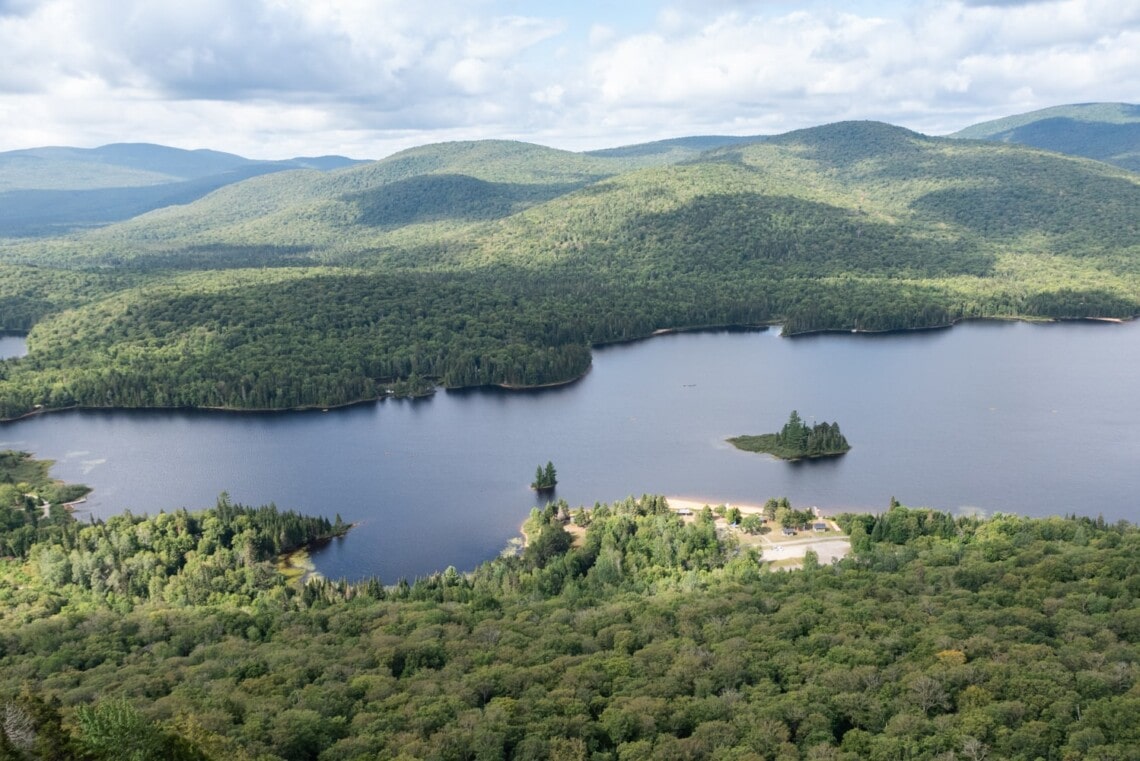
[
  {"left": 0, "top": 119, "right": 1138, "bottom": 417},
  {"left": 586, "top": 133, "right": 767, "bottom": 164},
  {"left": 950, "top": 102, "right": 1140, "bottom": 173}
]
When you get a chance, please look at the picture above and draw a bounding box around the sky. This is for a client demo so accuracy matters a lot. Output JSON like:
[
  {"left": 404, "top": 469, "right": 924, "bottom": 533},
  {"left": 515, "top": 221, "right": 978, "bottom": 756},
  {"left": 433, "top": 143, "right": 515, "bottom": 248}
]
[{"left": 0, "top": 0, "right": 1138, "bottom": 160}]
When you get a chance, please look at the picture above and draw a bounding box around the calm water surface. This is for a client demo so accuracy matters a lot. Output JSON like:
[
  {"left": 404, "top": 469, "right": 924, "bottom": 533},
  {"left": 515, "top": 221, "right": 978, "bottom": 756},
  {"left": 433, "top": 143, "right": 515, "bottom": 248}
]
[
  {"left": 0, "top": 334, "right": 27, "bottom": 359},
  {"left": 2, "top": 321, "right": 1138, "bottom": 581}
]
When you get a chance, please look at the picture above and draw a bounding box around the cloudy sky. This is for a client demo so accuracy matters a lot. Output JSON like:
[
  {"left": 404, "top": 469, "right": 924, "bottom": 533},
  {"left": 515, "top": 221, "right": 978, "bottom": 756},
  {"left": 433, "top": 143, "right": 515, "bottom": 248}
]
[{"left": 1, "top": 0, "right": 1138, "bottom": 159}]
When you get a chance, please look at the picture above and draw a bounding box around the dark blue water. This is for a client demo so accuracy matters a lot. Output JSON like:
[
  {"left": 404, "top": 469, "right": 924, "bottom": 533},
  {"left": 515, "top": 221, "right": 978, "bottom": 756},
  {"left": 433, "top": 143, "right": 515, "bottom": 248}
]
[{"left": 2, "top": 321, "right": 1138, "bottom": 582}]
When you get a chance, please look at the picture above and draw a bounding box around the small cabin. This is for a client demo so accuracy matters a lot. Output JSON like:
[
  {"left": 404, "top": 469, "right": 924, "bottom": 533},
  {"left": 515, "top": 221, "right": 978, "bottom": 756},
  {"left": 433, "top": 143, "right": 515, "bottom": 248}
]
[
  {"left": 781, "top": 527, "right": 797, "bottom": 536},
  {"left": 813, "top": 522, "right": 828, "bottom": 532}
]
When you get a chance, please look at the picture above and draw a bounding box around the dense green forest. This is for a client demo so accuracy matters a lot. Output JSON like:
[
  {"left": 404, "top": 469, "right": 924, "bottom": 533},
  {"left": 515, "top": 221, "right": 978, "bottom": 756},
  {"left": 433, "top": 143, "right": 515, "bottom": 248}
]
[
  {"left": 0, "top": 455, "right": 1137, "bottom": 760},
  {"left": 1, "top": 121, "right": 1139, "bottom": 418},
  {"left": 729, "top": 411, "right": 851, "bottom": 460}
]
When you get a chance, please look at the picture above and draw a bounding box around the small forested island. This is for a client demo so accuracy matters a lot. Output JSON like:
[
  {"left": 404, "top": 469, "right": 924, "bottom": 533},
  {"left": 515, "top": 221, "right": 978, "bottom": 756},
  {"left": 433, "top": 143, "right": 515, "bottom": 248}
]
[
  {"left": 530, "top": 460, "right": 558, "bottom": 491},
  {"left": 730, "top": 410, "right": 852, "bottom": 460}
]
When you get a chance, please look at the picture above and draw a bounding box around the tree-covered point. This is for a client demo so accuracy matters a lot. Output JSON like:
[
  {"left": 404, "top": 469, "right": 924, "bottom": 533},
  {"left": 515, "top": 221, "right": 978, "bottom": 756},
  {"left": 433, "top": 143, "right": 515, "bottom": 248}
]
[
  {"left": 0, "top": 450, "right": 90, "bottom": 558},
  {"left": 730, "top": 410, "right": 852, "bottom": 460},
  {"left": 1, "top": 121, "right": 1139, "bottom": 418}
]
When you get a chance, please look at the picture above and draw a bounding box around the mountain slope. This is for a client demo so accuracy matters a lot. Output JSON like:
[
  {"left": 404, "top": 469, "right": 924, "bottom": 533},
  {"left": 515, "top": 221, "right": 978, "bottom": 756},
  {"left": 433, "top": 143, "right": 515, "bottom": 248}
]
[
  {"left": 586, "top": 134, "right": 768, "bottom": 164},
  {"left": 2, "top": 140, "right": 636, "bottom": 264},
  {"left": 951, "top": 102, "right": 1140, "bottom": 172},
  {"left": 1, "top": 122, "right": 1138, "bottom": 417}
]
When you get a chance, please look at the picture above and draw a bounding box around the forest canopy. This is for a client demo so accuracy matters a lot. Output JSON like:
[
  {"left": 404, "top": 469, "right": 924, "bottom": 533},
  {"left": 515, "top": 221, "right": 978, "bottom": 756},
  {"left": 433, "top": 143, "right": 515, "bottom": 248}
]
[{"left": 0, "top": 454, "right": 1137, "bottom": 760}]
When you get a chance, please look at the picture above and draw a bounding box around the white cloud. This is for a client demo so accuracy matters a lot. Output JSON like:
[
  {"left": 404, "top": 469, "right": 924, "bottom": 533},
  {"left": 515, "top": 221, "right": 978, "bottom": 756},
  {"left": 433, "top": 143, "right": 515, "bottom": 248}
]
[
  {"left": 578, "top": 0, "right": 1140, "bottom": 139},
  {"left": 0, "top": 0, "right": 1138, "bottom": 157},
  {"left": 588, "top": 23, "right": 616, "bottom": 46},
  {"left": 532, "top": 84, "right": 566, "bottom": 106}
]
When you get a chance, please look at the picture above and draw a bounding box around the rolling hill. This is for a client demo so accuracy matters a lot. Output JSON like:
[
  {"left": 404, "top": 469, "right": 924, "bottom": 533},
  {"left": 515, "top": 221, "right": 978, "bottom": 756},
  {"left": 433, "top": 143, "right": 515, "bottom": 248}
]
[
  {"left": 585, "top": 134, "right": 767, "bottom": 164},
  {"left": 1, "top": 120, "right": 1138, "bottom": 418},
  {"left": 950, "top": 102, "right": 1140, "bottom": 173},
  {"left": 0, "top": 143, "right": 365, "bottom": 237}
]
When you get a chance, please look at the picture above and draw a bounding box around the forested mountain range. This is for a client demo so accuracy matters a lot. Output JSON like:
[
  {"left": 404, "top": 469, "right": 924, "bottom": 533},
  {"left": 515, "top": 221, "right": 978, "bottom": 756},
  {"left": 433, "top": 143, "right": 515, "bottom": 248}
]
[
  {"left": 1, "top": 114, "right": 1139, "bottom": 418},
  {"left": 0, "top": 143, "right": 364, "bottom": 237},
  {"left": 951, "top": 102, "right": 1140, "bottom": 173}
]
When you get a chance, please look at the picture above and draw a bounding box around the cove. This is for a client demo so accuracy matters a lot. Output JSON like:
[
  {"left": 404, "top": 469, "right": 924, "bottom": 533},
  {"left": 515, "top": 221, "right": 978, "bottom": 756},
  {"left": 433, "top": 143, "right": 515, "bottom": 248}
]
[
  {"left": 2, "top": 320, "right": 1139, "bottom": 583},
  {"left": 0, "top": 334, "right": 27, "bottom": 360}
]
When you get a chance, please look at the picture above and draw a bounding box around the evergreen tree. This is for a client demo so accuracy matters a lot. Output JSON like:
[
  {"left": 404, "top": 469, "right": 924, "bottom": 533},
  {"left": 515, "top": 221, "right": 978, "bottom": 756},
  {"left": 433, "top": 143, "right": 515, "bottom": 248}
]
[{"left": 531, "top": 461, "right": 557, "bottom": 490}]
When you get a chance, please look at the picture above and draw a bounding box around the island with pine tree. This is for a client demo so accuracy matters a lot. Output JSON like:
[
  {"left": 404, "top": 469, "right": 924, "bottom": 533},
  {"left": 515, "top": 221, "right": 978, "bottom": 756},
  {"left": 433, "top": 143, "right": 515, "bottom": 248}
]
[
  {"left": 728, "top": 410, "right": 851, "bottom": 460},
  {"left": 531, "top": 461, "right": 558, "bottom": 491}
]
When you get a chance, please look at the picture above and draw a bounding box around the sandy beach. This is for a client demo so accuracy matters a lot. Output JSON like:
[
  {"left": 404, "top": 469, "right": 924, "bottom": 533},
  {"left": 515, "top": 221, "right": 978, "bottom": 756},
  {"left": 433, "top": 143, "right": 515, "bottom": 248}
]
[
  {"left": 665, "top": 496, "right": 769, "bottom": 516},
  {"left": 664, "top": 496, "right": 852, "bottom": 567}
]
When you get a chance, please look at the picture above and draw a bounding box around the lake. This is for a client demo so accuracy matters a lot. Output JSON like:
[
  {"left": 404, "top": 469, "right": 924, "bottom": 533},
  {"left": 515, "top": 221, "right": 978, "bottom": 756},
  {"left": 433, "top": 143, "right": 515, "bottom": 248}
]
[{"left": 2, "top": 320, "right": 1138, "bottom": 582}]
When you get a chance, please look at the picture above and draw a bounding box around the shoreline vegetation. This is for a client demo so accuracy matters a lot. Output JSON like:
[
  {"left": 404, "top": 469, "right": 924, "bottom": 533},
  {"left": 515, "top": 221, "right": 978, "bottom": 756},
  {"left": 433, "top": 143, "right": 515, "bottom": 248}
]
[
  {"left": 729, "top": 410, "right": 851, "bottom": 460},
  {"left": 276, "top": 546, "right": 319, "bottom": 586},
  {"left": 515, "top": 494, "right": 852, "bottom": 571},
  {"left": 662, "top": 496, "right": 852, "bottom": 568},
  {"left": 2, "top": 453, "right": 353, "bottom": 584},
  {"left": 4, "top": 447, "right": 1140, "bottom": 758},
  {"left": 1, "top": 315, "right": 1136, "bottom": 423}
]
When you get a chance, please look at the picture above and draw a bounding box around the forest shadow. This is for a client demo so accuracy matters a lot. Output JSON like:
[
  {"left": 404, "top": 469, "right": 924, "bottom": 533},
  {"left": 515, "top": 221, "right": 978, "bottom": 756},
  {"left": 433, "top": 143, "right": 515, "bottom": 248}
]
[
  {"left": 998, "top": 117, "right": 1140, "bottom": 171},
  {"left": 344, "top": 174, "right": 596, "bottom": 228},
  {"left": 627, "top": 191, "right": 996, "bottom": 279}
]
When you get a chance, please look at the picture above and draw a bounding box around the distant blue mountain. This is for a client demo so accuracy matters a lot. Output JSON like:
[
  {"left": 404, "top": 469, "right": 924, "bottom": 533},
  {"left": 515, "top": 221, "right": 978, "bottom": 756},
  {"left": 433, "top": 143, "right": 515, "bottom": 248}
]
[
  {"left": 586, "top": 134, "right": 766, "bottom": 162},
  {"left": 0, "top": 143, "right": 366, "bottom": 237},
  {"left": 951, "top": 103, "right": 1140, "bottom": 173}
]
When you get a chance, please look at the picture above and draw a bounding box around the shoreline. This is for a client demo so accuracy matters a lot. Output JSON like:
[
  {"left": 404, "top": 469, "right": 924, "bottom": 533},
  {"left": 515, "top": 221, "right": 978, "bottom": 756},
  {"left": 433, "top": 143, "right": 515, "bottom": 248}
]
[
  {"left": 782, "top": 313, "right": 1136, "bottom": 338},
  {"left": 498, "top": 366, "right": 591, "bottom": 391},
  {"left": 3, "top": 314, "right": 1136, "bottom": 423},
  {"left": 665, "top": 496, "right": 768, "bottom": 515}
]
